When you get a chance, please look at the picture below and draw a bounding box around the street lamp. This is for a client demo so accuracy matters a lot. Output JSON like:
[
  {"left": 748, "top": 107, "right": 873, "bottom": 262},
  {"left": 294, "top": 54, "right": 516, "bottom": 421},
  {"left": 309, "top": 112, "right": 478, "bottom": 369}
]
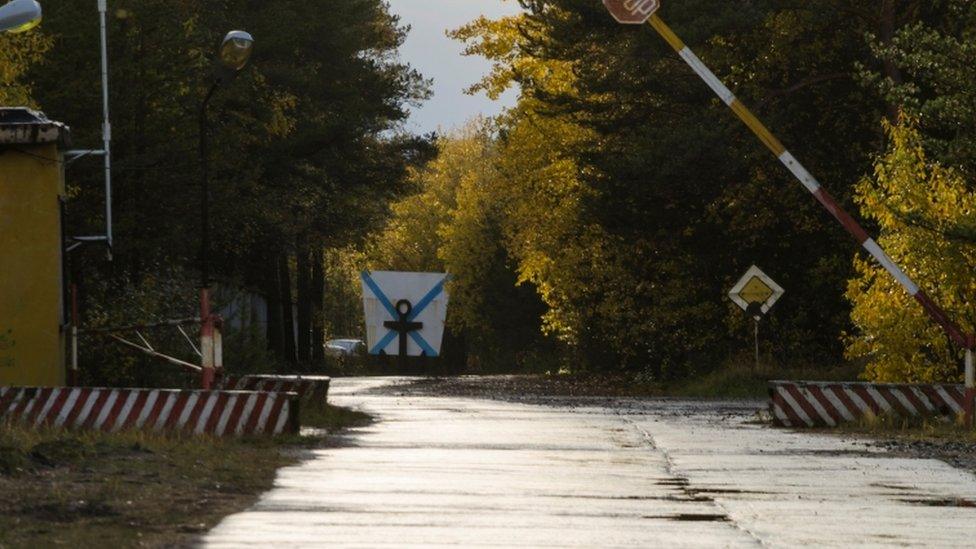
[
  {"left": 199, "top": 30, "right": 253, "bottom": 390},
  {"left": 0, "top": 0, "right": 41, "bottom": 33}
]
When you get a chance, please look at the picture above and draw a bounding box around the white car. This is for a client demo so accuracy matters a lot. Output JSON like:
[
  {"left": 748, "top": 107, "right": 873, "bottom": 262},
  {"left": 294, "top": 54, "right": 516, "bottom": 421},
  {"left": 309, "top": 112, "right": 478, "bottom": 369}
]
[{"left": 325, "top": 338, "right": 365, "bottom": 358}]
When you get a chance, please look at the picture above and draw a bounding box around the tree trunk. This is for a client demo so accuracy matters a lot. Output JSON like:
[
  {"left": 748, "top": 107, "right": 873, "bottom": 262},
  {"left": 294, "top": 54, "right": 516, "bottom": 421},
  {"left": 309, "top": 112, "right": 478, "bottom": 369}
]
[
  {"left": 311, "top": 247, "right": 325, "bottom": 364},
  {"left": 265, "top": 251, "right": 284, "bottom": 357},
  {"left": 296, "top": 237, "right": 312, "bottom": 365},
  {"left": 880, "top": 0, "right": 905, "bottom": 121},
  {"left": 278, "top": 252, "right": 297, "bottom": 366}
]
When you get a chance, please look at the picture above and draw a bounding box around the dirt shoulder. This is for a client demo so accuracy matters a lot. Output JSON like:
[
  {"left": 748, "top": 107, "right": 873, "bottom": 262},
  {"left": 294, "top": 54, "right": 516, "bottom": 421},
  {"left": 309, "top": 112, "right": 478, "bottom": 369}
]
[
  {"left": 824, "top": 423, "right": 976, "bottom": 477},
  {"left": 0, "top": 404, "right": 371, "bottom": 548},
  {"left": 368, "top": 374, "right": 666, "bottom": 402}
]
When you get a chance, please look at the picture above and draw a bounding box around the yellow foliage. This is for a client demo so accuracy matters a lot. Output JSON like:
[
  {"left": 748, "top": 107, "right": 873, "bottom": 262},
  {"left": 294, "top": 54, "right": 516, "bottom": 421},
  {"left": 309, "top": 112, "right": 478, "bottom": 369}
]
[
  {"left": 0, "top": 31, "right": 52, "bottom": 106},
  {"left": 847, "top": 119, "right": 976, "bottom": 382}
]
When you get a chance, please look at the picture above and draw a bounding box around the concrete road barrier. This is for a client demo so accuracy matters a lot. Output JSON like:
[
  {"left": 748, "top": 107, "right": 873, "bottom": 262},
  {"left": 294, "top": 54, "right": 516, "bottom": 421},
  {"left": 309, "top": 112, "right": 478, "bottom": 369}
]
[
  {"left": 219, "top": 375, "right": 330, "bottom": 408},
  {"left": 0, "top": 386, "right": 299, "bottom": 436},
  {"left": 770, "top": 380, "right": 965, "bottom": 427}
]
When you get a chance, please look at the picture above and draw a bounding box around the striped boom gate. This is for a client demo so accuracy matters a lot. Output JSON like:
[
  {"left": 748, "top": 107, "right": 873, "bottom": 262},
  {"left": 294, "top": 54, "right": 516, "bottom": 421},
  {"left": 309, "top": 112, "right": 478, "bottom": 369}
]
[
  {"left": 219, "top": 375, "right": 330, "bottom": 409},
  {"left": 0, "top": 387, "right": 299, "bottom": 436},
  {"left": 770, "top": 381, "right": 966, "bottom": 428}
]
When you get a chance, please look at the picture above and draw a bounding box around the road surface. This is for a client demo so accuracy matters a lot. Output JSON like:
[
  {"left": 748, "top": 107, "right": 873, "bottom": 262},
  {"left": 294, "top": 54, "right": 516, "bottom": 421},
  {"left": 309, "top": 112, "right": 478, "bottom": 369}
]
[{"left": 205, "top": 377, "right": 976, "bottom": 547}]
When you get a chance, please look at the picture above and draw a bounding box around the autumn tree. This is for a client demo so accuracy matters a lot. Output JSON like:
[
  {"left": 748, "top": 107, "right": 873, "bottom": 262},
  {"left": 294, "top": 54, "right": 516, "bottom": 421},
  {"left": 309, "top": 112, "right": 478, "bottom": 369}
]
[
  {"left": 847, "top": 120, "right": 976, "bottom": 382},
  {"left": 370, "top": 122, "right": 550, "bottom": 372}
]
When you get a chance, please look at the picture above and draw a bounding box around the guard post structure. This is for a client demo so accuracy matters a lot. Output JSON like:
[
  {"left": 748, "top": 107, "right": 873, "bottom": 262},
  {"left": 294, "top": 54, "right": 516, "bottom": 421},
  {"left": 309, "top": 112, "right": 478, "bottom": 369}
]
[{"left": 0, "top": 108, "right": 71, "bottom": 387}]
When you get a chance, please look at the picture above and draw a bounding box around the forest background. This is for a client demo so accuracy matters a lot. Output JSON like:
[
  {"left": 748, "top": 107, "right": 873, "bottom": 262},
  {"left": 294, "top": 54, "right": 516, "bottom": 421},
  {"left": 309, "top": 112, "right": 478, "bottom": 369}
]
[{"left": 2, "top": 0, "right": 974, "bottom": 387}]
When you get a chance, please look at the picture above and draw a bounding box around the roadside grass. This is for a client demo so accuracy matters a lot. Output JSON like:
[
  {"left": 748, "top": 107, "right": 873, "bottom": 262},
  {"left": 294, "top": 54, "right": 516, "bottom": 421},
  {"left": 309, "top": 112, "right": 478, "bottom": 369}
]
[
  {"left": 300, "top": 403, "right": 372, "bottom": 432},
  {"left": 0, "top": 403, "right": 371, "bottom": 548},
  {"left": 824, "top": 412, "right": 976, "bottom": 444},
  {"left": 666, "top": 361, "right": 863, "bottom": 399}
]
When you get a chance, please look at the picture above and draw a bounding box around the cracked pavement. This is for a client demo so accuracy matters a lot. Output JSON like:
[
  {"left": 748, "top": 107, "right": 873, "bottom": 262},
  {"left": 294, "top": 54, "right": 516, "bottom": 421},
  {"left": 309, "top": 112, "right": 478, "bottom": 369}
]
[{"left": 204, "top": 377, "right": 976, "bottom": 548}]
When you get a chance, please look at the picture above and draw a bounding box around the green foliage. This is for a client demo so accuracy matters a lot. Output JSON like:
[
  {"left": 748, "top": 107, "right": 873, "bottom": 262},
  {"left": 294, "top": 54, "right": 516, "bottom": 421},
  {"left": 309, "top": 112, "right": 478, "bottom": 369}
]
[
  {"left": 78, "top": 265, "right": 200, "bottom": 388},
  {"left": 4, "top": 0, "right": 430, "bottom": 379},
  {"left": 847, "top": 120, "right": 976, "bottom": 383},
  {"left": 860, "top": 0, "right": 976, "bottom": 174},
  {"left": 8, "top": 0, "right": 975, "bottom": 380},
  {"left": 322, "top": 246, "right": 368, "bottom": 340}
]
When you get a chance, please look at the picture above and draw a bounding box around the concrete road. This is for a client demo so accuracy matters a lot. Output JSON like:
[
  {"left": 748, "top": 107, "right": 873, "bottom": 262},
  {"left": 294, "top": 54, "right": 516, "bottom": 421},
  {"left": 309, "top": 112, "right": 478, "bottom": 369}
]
[{"left": 204, "top": 377, "right": 976, "bottom": 548}]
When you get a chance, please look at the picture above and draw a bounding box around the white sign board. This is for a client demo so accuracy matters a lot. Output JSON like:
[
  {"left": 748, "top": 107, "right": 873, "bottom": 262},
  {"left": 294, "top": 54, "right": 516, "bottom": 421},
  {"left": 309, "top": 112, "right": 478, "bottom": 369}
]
[
  {"left": 728, "top": 265, "right": 785, "bottom": 315},
  {"left": 360, "top": 271, "right": 450, "bottom": 357}
]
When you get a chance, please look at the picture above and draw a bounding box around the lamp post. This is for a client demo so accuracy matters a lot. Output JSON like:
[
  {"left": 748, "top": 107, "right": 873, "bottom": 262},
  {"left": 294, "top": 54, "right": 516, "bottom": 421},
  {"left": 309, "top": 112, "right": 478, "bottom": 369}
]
[
  {"left": 0, "top": 0, "right": 41, "bottom": 33},
  {"left": 198, "top": 30, "right": 253, "bottom": 390}
]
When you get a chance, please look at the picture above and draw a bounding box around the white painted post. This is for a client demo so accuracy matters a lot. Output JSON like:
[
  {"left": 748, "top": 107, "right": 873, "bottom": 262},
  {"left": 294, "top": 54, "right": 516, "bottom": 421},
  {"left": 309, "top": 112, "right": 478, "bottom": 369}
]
[
  {"left": 213, "top": 319, "right": 223, "bottom": 373},
  {"left": 200, "top": 288, "right": 215, "bottom": 390}
]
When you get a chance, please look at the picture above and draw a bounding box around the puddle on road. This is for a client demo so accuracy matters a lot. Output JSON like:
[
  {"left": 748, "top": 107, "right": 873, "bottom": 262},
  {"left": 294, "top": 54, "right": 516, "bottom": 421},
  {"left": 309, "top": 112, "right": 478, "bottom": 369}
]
[
  {"left": 870, "top": 483, "right": 913, "bottom": 491},
  {"left": 655, "top": 477, "right": 771, "bottom": 497},
  {"left": 687, "top": 488, "right": 772, "bottom": 496},
  {"left": 643, "top": 513, "right": 731, "bottom": 522},
  {"left": 655, "top": 478, "right": 690, "bottom": 487},
  {"left": 901, "top": 497, "right": 976, "bottom": 508}
]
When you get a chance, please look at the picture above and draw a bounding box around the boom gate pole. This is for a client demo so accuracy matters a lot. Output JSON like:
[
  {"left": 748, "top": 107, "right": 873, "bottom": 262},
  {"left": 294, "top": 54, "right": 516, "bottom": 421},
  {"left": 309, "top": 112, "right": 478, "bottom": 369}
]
[{"left": 606, "top": 4, "right": 976, "bottom": 423}]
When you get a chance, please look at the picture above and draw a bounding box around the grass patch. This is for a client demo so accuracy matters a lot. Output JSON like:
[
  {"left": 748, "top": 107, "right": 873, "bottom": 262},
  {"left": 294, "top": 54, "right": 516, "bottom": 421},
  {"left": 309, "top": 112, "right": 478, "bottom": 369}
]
[
  {"left": 666, "top": 362, "right": 863, "bottom": 399},
  {"left": 0, "top": 403, "right": 372, "bottom": 547},
  {"left": 824, "top": 412, "right": 976, "bottom": 443},
  {"left": 300, "top": 403, "right": 372, "bottom": 432}
]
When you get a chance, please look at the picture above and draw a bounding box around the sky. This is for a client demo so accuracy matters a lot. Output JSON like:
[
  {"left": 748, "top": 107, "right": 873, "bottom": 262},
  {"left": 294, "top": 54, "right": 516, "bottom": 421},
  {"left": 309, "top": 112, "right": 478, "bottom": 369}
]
[{"left": 387, "top": 0, "right": 522, "bottom": 134}]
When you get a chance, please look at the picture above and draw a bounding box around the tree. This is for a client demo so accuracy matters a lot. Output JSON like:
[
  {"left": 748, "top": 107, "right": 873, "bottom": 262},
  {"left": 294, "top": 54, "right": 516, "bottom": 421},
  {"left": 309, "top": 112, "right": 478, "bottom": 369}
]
[
  {"left": 370, "top": 122, "right": 550, "bottom": 372},
  {"left": 0, "top": 30, "right": 50, "bottom": 105},
  {"left": 13, "top": 0, "right": 430, "bottom": 375},
  {"left": 450, "top": 0, "right": 968, "bottom": 377},
  {"left": 847, "top": 120, "right": 976, "bottom": 382}
]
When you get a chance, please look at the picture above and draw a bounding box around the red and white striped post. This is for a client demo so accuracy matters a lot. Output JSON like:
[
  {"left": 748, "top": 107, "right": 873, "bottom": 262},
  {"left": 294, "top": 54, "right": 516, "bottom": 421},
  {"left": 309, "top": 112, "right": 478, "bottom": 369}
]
[
  {"left": 966, "top": 340, "right": 975, "bottom": 426},
  {"left": 603, "top": 2, "right": 976, "bottom": 425},
  {"left": 200, "top": 288, "right": 215, "bottom": 390}
]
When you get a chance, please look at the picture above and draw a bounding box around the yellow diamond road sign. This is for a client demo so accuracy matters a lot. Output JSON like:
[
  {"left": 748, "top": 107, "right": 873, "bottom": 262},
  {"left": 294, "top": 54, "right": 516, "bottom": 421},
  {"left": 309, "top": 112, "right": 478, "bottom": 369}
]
[
  {"left": 729, "top": 265, "right": 785, "bottom": 315},
  {"left": 740, "top": 277, "right": 774, "bottom": 304}
]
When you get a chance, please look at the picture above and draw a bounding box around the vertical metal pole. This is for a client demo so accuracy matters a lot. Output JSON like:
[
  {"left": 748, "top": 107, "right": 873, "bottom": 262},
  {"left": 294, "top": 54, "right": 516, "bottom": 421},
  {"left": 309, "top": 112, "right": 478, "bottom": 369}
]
[
  {"left": 199, "top": 85, "right": 217, "bottom": 291},
  {"left": 965, "top": 346, "right": 974, "bottom": 427},
  {"left": 70, "top": 283, "right": 79, "bottom": 386},
  {"left": 97, "top": 0, "right": 113, "bottom": 250},
  {"left": 198, "top": 83, "right": 217, "bottom": 390},
  {"left": 754, "top": 318, "right": 760, "bottom": 371}
]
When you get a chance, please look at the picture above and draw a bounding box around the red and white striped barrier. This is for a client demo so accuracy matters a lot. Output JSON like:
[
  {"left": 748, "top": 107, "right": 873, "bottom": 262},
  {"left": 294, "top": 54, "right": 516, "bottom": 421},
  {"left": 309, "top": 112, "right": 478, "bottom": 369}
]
[
  {"left": 770, "top": 381, "right": 967, "bottom": 427},
  {"left": 219, "top": 375, "right": 330, "bottom": 408},
  {"left": 0, "top": 387, "right": 299, "bottom": 436}
]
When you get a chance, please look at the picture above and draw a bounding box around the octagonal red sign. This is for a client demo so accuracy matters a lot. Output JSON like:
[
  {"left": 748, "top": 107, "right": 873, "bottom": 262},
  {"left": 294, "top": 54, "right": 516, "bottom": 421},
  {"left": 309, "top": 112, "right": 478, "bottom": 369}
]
[{"left": 603, "top": 0, "right": 660, "bottom": 24}]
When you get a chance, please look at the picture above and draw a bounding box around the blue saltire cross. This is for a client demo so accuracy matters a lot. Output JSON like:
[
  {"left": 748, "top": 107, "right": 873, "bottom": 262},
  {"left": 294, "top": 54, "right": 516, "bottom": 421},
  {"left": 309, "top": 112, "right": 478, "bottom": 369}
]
[{"left": 361, "top": 272, "right": 448, "bottom": 357}]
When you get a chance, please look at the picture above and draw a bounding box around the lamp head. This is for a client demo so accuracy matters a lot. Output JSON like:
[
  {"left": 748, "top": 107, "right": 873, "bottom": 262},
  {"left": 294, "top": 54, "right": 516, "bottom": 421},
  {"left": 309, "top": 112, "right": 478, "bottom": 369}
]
[
  {"left": 218, "top": 30, "right": 253, "bottom": 72},
  {"left": 0, "top": 0, "right": 42, "bottom": 34}
]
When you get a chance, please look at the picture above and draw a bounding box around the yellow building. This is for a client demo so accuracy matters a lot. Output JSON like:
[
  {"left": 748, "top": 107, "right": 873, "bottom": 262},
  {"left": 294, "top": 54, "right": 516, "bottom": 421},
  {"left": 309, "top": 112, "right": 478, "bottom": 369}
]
[{"left": 0, "top": 108, "right": 71, "bottom": 387}]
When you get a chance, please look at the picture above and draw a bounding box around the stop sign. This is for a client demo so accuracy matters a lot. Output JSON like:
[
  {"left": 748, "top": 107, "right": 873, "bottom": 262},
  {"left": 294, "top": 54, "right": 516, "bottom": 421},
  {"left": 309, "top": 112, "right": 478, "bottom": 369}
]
[{"left": 603, "top": 0, "right": 660, "bottom": 24}]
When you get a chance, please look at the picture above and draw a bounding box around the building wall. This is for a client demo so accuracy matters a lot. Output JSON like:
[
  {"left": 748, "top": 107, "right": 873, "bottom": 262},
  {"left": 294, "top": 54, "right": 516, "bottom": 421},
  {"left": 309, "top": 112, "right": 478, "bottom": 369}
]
[{"left": 0, "top": 143, "right": 65, "bottom": 386}]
